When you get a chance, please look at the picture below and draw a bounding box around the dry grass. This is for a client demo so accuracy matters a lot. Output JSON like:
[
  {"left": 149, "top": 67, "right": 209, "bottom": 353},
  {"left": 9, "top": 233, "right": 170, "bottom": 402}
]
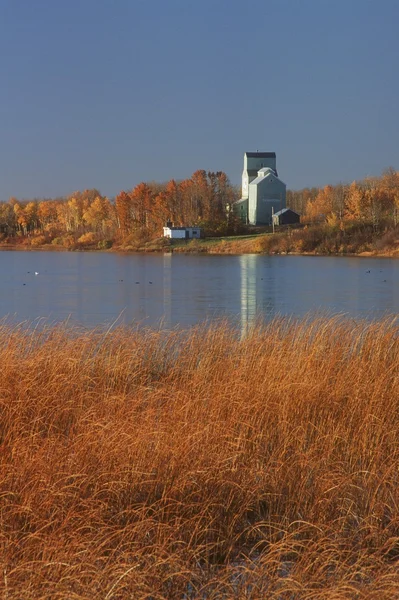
[{"left": 1, "top": 317, "right": 399, "bottom": 598}]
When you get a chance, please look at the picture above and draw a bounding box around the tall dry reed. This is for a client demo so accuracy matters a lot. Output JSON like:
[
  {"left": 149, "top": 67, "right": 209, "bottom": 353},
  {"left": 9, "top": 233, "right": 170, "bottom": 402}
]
[{"left": 0, "top": 316, "right": 399, "bottom": 598}]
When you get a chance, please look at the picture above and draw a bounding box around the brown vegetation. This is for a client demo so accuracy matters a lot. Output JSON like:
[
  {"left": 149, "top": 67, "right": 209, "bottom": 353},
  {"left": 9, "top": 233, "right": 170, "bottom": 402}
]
[
  {"left": 2, "top": 167, "right": 399, "bottom": 256},
  {"left": 167, "top": 221, "right": 399, "bottom": 256},
  {"left": 0, "top": 171, "right": 240, "bottom": 252},
  {"left": 255, "top": 222, "right": 399, "bottom": 256},
  {"left": 1, "top": 317, "right": 399, "bottom": 597},
  {"left": 287, "top": 168, "right": 399, "bottom": 228}
]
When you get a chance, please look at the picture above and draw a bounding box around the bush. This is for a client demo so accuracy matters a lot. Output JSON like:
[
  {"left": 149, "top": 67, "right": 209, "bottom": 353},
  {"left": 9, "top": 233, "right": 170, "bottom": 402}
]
[
  {"left": 120, "top": 229, "right": 151, "bottom": 250},
  {"left": 374, "top": 227, "right": 399, "bottom": 251},
  {"left": 77, "top": 232, "right": 97, "bottom": 246},
  {"left": 51, "top": 235, "right": 75, "bottom": 248},
  {"left": 51, "top": 234, "right": 76, "bottom": 248},
  {"left": 29, "top": 235, "right": 47, "bottom": 247},
  {"left": 143, "top": 237, "right": 171, "bottom": 251},
  {"left": 51, "top": 237, "right": 63, "bottom": 246},
  {"left": 97, "top": 239, "right": 113, "bottom": 250},
  {"left": 255, "top": 233, "right": 287, "bottom": 253},
  {"left": 186, "top": 238, "right": 208, "bottom": 252}
]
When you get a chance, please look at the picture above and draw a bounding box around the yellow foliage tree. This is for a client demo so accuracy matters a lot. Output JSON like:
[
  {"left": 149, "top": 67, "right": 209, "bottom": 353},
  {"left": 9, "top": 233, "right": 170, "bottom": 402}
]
[{"left": 305, "top": 185, "right": 334, "bottom": 222}]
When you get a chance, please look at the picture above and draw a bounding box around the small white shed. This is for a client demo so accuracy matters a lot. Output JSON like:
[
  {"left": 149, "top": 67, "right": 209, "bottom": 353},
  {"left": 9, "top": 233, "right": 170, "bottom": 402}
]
[{"left": 163, "top": 226, "right": 201, "bottom": 239}]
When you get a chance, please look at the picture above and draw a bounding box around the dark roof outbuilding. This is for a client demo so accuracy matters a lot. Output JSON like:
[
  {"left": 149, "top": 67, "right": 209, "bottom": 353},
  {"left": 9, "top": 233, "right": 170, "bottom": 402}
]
[{"left": 273, "top": 208, "right": 299, "bottom": 217}]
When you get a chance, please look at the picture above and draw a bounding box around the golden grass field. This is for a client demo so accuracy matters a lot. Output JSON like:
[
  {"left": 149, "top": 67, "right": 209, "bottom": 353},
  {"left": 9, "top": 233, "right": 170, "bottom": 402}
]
[{"left": 1, "top": 317, "right": 399, "bottom": 598}]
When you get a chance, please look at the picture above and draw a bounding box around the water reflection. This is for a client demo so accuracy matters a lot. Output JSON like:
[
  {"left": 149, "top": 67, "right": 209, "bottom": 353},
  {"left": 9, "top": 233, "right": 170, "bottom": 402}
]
[
  {"left": 163, "top": 253, "right": 172, "bottom": 329},
  {"left": 240, "top": 255, "right": 281, "bottom": 336},
  {"left": 0, "top": 251, "right": 398, "bottom": 328},
  {"left": 240, "top": 255, "right": 260, "bottom": 335}
]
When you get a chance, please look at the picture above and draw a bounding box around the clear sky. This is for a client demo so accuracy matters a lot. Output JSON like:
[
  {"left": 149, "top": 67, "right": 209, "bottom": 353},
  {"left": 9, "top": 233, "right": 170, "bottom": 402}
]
[{"left": 0, "top": 0, "right": 398, "bottom": 200}]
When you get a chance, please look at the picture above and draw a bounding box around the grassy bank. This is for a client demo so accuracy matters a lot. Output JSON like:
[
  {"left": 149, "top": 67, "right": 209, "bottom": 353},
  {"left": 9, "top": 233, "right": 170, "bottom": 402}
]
[
  {"left": 1, "top": 317, "right": 399, "bottom": 597},
  {"left": 172, "top": 222, "right": 399, "bottom": 256},
  {"left": 3, "top": 221, "right": 399, "bottom": 256}
]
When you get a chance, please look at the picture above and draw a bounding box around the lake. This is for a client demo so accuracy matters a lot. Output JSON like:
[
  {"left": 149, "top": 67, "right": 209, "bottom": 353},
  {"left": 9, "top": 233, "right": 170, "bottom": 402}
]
[{"left": 0, "top": 251, "right": 398, "bottom": 330}]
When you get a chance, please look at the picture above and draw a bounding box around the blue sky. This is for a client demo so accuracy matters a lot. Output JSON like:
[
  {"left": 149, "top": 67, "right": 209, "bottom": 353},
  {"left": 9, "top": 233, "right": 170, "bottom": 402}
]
[{"left": 0, "top": 0, "right": 398, "bottom": 199}]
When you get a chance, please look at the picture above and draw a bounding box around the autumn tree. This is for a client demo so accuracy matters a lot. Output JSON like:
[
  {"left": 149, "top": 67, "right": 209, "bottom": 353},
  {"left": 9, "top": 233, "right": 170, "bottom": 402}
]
[
  {"left": 152, "top": 191, "right": 170, "bottom": 232},
  {"left": 343, "top": 182, "right": 363, "bottom": 221},
  {"left": 286, "top": 188, "right": 318, "bottom": 215},
  {"left": 164, "top": 179, "right": 182, "bottom": 224},
  {"left": 83, "top": 196, "right": 112, "bottom": 235},
  {"left": 380, "top": 168, "right": 399, "bottom": 225},
  {"left": 37, "top": 200, "right": 60, "bottom": 233},
  {"left": 24, "top": 201, "right": 39, "bottom": 233},
  {"left": 115, "top": 191, "right": 133, "bottom": 238},
  {"left": 304, "top": 185, "right": 335, "bottom": 223},
  {"left": 0, "top": 202, "right": 17, "bottom": 235},
  {"left": 13, "top": 202, "right": 29, "bottom": 235},
  {"left": 130, "top": 183, "right": 154, "bottom": 230}
]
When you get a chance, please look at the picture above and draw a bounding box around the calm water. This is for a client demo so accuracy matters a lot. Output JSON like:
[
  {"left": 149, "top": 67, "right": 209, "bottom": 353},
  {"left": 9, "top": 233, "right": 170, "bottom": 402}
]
[{"left": 0, "top": 251, "right": 398, "bottom": 330}]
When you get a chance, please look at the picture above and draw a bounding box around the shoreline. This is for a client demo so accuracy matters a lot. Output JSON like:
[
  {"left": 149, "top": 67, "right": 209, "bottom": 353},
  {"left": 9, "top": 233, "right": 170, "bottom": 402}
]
[{"left": 0, "top": 242, "right": 398, "bottom": 258}]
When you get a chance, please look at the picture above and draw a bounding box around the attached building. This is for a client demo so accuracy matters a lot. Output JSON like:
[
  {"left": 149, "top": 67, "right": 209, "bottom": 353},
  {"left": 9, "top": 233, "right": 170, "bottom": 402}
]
[
  {"left": 272, "top": 208, "right": 300, "bottom": 226},
  {"left": 234, "top": 152, "right": 287, "bottom": 225}
]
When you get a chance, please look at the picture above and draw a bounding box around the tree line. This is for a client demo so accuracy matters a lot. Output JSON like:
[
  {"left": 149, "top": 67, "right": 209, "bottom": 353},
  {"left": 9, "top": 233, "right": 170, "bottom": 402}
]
[
  {"left": 0, "top": 170, "right": 239, "bottom": 248},
  {"left": 287, "top": 168, "right": 399, "bottom": 229},
  {"left": 1, "top": 167, "right": 399, "bottom": 248}
]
